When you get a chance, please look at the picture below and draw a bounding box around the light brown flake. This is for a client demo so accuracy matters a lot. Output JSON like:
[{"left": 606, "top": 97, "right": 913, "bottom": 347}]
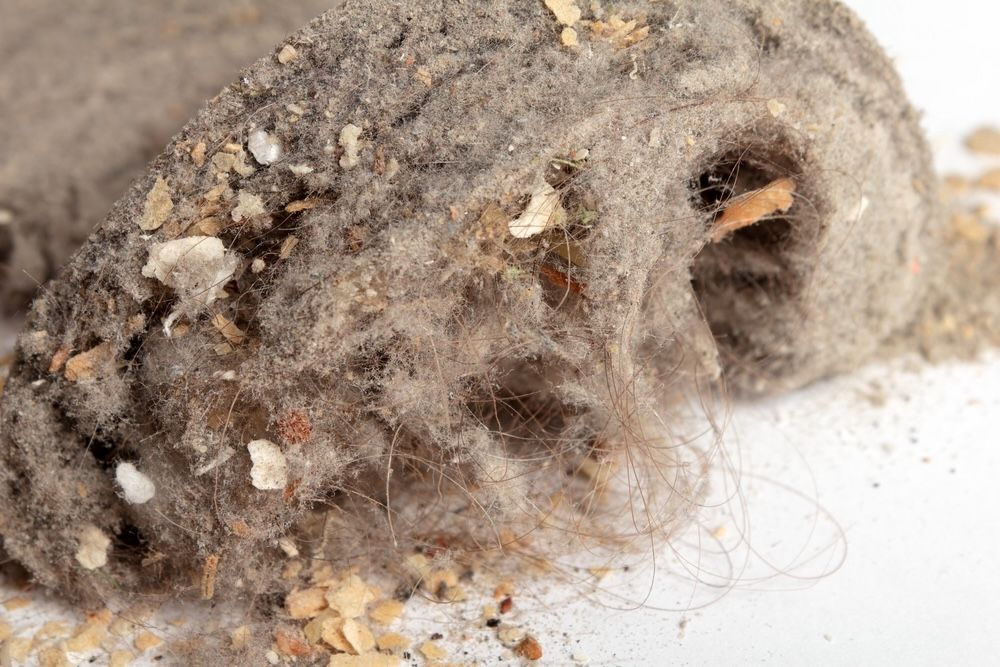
[
  {"left": 33, "top": 621, "right": 71, "bottom": 641},
  {"left": 230, "top": 625, "right": 251, "bottom": 650},
  {"left": 65, "top": 609, "right": 112, "bottom": 652},
  {"left": 544, "top": 0, "right": 581, "bottom": 26},
  {"left": 191, "top": 142, "right": 207, "bottom": 167},
  {"left": 286, "top": 198, "right": 321, "bottom": 213},
  {"left": 65, "top": 342, "right": 115, "bottom": 382},
  {"left": 275, "top": 628, "right": 313, "bottom": 657},
  {"left": 279, "top": 236, "right": 300, "bottom": 260},
  {"left": 3, "top": 596, "right": 31, "bottom": 611},
  {"left": 376, "top": 633, "right": 410, "bottom": 652},
  {"left": 415, "top": 67, "right": 433, "bottom": 87},
  {"left": 419, "top": 641, "right": 447, "bottom": 661},
  {"left": 369, "top": 599, "right": 404, "bottom": 625},
  {"left": 952, "top": 212, "right": 990, "bottom": 244},
  {"left": 341, "top": 618, "right": 376, "bottom": 654},
  {"left": 48, "top": 345, "right": 72, "bottom": 373},
  {"left": 138, "top": 176, "right": 174, "bottom": 231},
  {"left": 286, "top": 587, "right": 329, "bottom": 619},
  {"left": 325, "top": 574, "right": 376, "bottom": 619},
  {"left": 110, "top": 650, "right": 135, "bottom": 667},
  {"left": 201, "top": 554, "right": 220, "bottom": 600},
  {"left": 37, "top": 647, "right": 71, "bottom": 667},
  {"left": 328, "top": 654, "right": 401, "bottom": 667},
  {"left": 561, "top": 27, "right": 579, "bottom": 47},
  {"left": 966, "top": 126, "right": 1000, "bottom": 155},
  {"left": 211, "top": 314, "right": 246, "bottom": 346},
  {"left": 2, "top": 637, "right": 32, "bottom": 663},
  {"left": 134, "top": 631, "right": 163, "bottom": 652},
  {"left": 278, "top": 44, "right": 298, "bottom": 64},
  {"left": 975, "top": 168, "right": 1000, "bottom": 191},
  {"left": 711, "top": 178, "right": 796, "bottom": 243},
  {"left": 0, "top": 622, "right": 11, "bottom": 642},
  {"left": 320, "top": 616, "right": 354, "bottom": 653}
]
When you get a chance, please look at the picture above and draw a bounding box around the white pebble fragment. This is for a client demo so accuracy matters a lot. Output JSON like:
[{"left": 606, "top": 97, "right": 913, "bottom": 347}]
[
  {"left": 509, "top": 182, "right": 561, "bottom": 238},
  {"left": 115, "top": 462, "right": 156, "bottom": 504},
  {"left": 247, "top": 440, "right": 288, "bottom": 491},
  {"left": 75, "top": 524, "right": 111, "bottom": 570},
  {"left": 339, "top": 124, "right": 363, "bottom": 170},
  {"left": 248, "top": 129, "right": 283, "bottom": 165}
]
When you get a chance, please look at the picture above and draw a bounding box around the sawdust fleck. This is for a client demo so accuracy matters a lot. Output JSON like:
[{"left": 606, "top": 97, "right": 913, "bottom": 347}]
[
  {"left": 415, "top": 67, "right": 433, "bottom": 87},
  {"left": 3, "top": 597, "right": 31, "bottom": 611},
  {"left": 369, "top": 600, "right": 404, "bottom": 625},
  {"left": 138, "top": 176, "right": 174, "bottom": 232},
  {"left": 109, "top": 650, "right": 135, "bottom": 667},
  {"left": 230, "top": 625, "right": 251, "bottom": 650},
  {"left": 325, "top": 574, "right": 376, "bottom": 618},
  {"left": 341, "top": 618, "right": 376, "bottom": 654},
  {"left": 419, "top": 640, "right": 447, "bottom": 661},
  {"left": 64, "top": 342, "right": 114, "bottom": 382},
  {"left": 328, "top": 654, "right": 401, "bottom": 667},
  {"left": 544, "top": 0, "right": 582, "bottom": 26},
  {"left": 134, "top": 631, "right": 163, "bottom": 652},
  {"left": 509, "top": 182, "right": 561, "bottom": 238},
  {"left": 286, "top": 587, "right": 329, "bottom": 619},
  {"left": 211, "top": 313, "right": 246, "bottom": 346},
  {"left": 190, "top": 142, "right": 207, "bottom": 167},
  {"left": 376, "top": 632, "right": 410, "bottom": 652}
]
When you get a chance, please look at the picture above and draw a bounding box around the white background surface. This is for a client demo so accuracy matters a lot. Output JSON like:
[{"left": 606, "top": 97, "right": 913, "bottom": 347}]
[{"left": 2, "top": 2, "right": 999, "bottom": 665}]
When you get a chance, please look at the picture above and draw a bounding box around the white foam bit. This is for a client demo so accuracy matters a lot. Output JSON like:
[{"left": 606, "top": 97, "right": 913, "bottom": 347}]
[
  {"left": 115, "top": 462, "right": 156, "bottom": 504},
  {"left": 247, "top": 440, "right": 288, "bottom": 491}
]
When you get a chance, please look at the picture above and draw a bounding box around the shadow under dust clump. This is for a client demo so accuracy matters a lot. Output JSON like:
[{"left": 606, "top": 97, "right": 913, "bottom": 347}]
[{"left": 0, "top": 0, "right": 946, "bottom": 614}]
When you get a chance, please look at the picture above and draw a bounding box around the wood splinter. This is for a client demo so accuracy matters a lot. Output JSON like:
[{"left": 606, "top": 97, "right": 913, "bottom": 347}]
[{"left": 711, "top": 177, "right": 797, "bottom": 243}]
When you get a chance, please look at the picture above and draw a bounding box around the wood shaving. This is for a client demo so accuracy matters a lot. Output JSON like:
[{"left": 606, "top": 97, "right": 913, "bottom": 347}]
[
  {"left": 369, "top": 600, "right": 404, "bottom": 625},
  {"left": 64, "top": 342, "right": 114, "bottom": 382},
  {"left": 965, "top": 126, "right": 1000, "bottom": 155},
  {"left": 544, "top": 0, "right": 581, "bottom": 26},
  {"left": 975, "top": 168, "right": 1000, "bottom": 191},
  {"left": 319, "top": 616, "right": 354, "bottom": 653},
  {"left": 64, "top": 610, "right": 111, "bottom": 652},
  {"left": 711, "top": 177, "right": 797, "bottom": 242},
  {"left": 286, "top": 198, "right": 321, "bottom": 213},
  {"left": 279, "top": 236, "right": 300, "bottom": 260},
  {"left": 48, "top": 345, "right": 71, "bottom": 374},
  {"left": 0, "top": 622, "right": 10, "bottom": 642},
  {"left": 509, "top": 182, "right": 561, "bottom": 238},
  {"left": 37, "top": 647, "right": 70, "bottom": 667},
  {"left": 211, "top": 314, "right": 246, "bottom": 346},
  {"left": 230, "top": 625, "right": 251, "bottom": 650},
  {"left": 75, "top": 524, "right": 111, "bottom": 570},
  {"left": 275, "top": 628, "right": 313, "bottom": 657},
  {"left": 138, "top": 176, "right": 174, "bottom": 231},
  {"left": 415, "top": 67, "right": 433, "bottom": 87},
  {"left": 286, "top": 587, "right": 329, "bottom": 619}
]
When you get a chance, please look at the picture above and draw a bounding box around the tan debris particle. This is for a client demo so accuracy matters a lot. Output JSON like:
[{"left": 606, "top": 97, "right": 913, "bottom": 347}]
[
  {"left": 48, "top": 345, "right": 72, "bottom": 373},
  {"left": 232, "top": 190, "right": 267, "bottom": 221},
  {"left": 509, "top": 182, "right": 561, "bottom": 238},
  {"left": 340, "top": 124, "right": 363, "bottom": 170},
  {"left": 251, "top": 258, "right": 267, "bottom": 274},
  {"left": 328, "top": 655, "right": 401, "bottom": 667},
  {"left": 415, "top": 67, "right": 433, "bottom": 87},
  {"left": 369, "top": 600, "right": 404, "bottom": 625},
  {"left": 287, "top": 587, "right": 329, "bottom": 619},
  {"left": 75, "top": 524, "right": 111, "bottom": 570},
  {"left": 248, "top": 439, "right": 288, "bottom": 491},
  {"left": 561, "top": 27, "right": 580, "bottom": 47},
  {"left": 0, "top": 622, "right": 11, "bottom": 641},
  {"left": 279, "top": 236, "right": 300, "bottom": 260},
  {"left": 2, "top": 637, "right": 32, "bottom": 663},
  {"left": 278, "top": 537, "right": 300, "bottom": 558},
  {"left": 134, "top": 631, "right": 163, "bottom": 652},
  {"left": 110, "top": 650, "right": 135, "bottom": 667},
  {"left": 211, "top": 314, "right": 246, "bottom": 346},
  {"left": 289, "top": 163, "right": 314, "bottom": 176},
  {"left": 975, "top": 168, "right": 1000, "bottom": 191},
  {"left": 497, "top": 626, "right": 527, "bottom": 648},
  {"left": 544, "top": 0, "right": 581, "bottom": 26},
  {"left": 190, "top": 142, "right": 207, "bottom": 167},
  {"left": 138, "top": 176, "right": 174, "bottom": 231},
  {"left": 966, "top": 126, "right": 1000, "bottom": 155},
  {"left": 276, "top": 628, "right": 313, "bottom": 657},
  {"left": 37, "top": 647, "right": 71, "bottom": 667},
  {"left": 952, "top": 212, "right": 990, "bottom": 243},
  {"left": 320, "top": 616, "right": 354, "bottom": 653},
  {"left": 376, "top": 633, "right": 410, "bottom": 652},
  {"left": 767, "top": 98, "right": 787, "bottom": 117},
  {"left": 341, "top": 618, "right": 376, "bottom": 654},
  {"left": 278, "top": 44, "right": 298, "bottom": 64},
  {"left": 212, "top": 151, "right": 236, "bottom": 174},
  {"left": 65, "top": 609, "right": 112, "bottom": 652},
  {"left": 34, "top": 621, "right": 70, "bottom": 641},
  {"left": 230, "top": 625, "right": 251, "bottom": 650},
  {"left": 201, "top": 554, "right": 220, "bottom": 600},
  {"left": 65, "top": 342, "right": 114, "bottom": 382},
  {"left": 419, "top": 641, "right": 447, "bottom": 661},
  {"left": 190, "top": 216, "right": 223, "bottom": 236},
  {"left": 711, "top": 177, "right": 796, "bottom": 243},
  {"left": 286, "top": 198, "right": 320, "bottom": 213},
  {"left": 326, "top": 574, "right": 376, "bottom": 619},
  {"left": 3, "top": 597, "right": 31, "bottom": 611},
  {"left": 618, "top": 24, "right": 650, "bottom": 48},
  {"left": 515, "top": 636, "right": 544, "bottom": 661}
]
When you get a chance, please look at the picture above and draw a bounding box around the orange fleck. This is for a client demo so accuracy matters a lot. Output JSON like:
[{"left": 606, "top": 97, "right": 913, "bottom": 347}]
[
  {"left": 278, "top": 410, "right": 312, "bottom": 444},
  {"left": 539, "top": 265, "right": 586, "bottom": 294},
  {"left": 712, "top": 177, "right": 796, "bottom": 243}
]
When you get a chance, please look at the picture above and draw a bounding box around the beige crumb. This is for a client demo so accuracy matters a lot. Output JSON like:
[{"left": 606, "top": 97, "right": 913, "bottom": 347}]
[
  {"left": 285, "top": 198, "right": 320, "bottom": 213},
  {"left": 211, "top": 314, "right": 246, "bottom": 346},
  {"left": 341, "top": 618, "right": 376, "bottom": 654},
  {"left": 279, "top": 236, "right": 300, "bottom": 260},
  {"left": 561, "top": 27, "right": 579, "bottom": 47},
  {"left": 230, "top": 625, "right": 251, "bottom": 650},
  {"left": 509, "top": 182, "right": 561, "bottom": 238},
  {"left": 232, "top": 190, "right": 267, "bottom": 221},
  {"left": 966, "top": 126, "right": 1000, "bottom": 155},
  {"left": 952, "top": 213, "right": 991, "bottom": 243},
  {"left": 369, "top": 599, "right": 404, "bottom": 625},
  {"left": 497, "top": 626, "right": 527, "bottom": 647},
  {"left": 376, "top": 632, "right": 410, "bottom": 652},
  {"left": 328, "top": 654, "right": 401, "bottom": 667},
  {"left": 415, "top": 67, "right": 433, "bottom": 87},
  {"left": 767, "top": 98, "right": 787, "bottom": 117},
  {"left": 325, "top": 574, "right": 376, "bottom": 618},
  {"left": 190, "top": 142, "right": 207, "bottom": 167},
  {"left": 339, "top": 124, "right": 363, "bottom": 170},
  {"left": 110, "top": 650, "right": 135, "bottom": 667},
  {"left": 75, "top": 524, "right": 111, "bottom": 570},
  {"left": 419, "top": 641, "right": 447, "bottom": 661},
  {"left": 278, "top": 44, "right": 298, "bottom": 64},
  {"left": 134, "top": 631, "right": 163, "bottom": 652},
  {"left": 48, "top": 345, "right": 72, "bottom": 374},
  {"left": 276, "top": 628, "right": 313, "bottom": 657},
  {"left": 138, "top": 176, "right": 174, "bottom": 231},
  {"left": 0, "top": 621, "right": 11, "bottom": 642},
  {"left": 1, "top": 637, "right": 32, "bottom": 662},
  {"left": 975, "top": 168, "right": 1000, "bottom": 191},
  {"left": 712, "top": 178, "right": 796, "bottom": 243},
  {"left": 286, "top": 587, "right": 329, "bottom": 619},
  {"left": 545, "top": 0, "right": 581, "bottom": 26},
  {"left": 37, "top": 647, "right": 71, "bottom": 667},
  {"left": 64, "top": 342, "right": 115, "bottom": 382},
  {"left": 33, "top": 621, "right": 71, "bottom": 641},
  {"left": 3, "top": 596, "right": 31, "bottom": 611},
  {"left": 200, "top": 554, "right": 220, "bottom": 600},
  {"left": 65, "top": 609, "right": 112, "bottom": 652}
]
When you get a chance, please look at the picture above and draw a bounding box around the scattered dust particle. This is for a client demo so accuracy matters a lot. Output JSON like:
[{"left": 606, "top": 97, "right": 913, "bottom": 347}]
[
  {"left": 767, "top": 98, "right": 787, "bottom": 116},
  {"left": 251, "top": 258, "right": 267, "bottom": 273},
  {"left": 328, "top": 655, "right": 401, "bottom": 667},
  {"left": 561, "top": 27, "right": 580, "bottom": 47},
  {"left": 266, "top": 650, "right": 280, "bottom": 665},
  {"left": 48, "top": 345, "right": 72, "bottom": 373},
  {"left": 248, "top": 440, "right": 288, "bottom": 491},
  {"left": 515, "top": 636, "right": 544, "bottom": 661},
  {"left": 286, "top": 587, "right": 329, "bottom": 619},
  {"left": 138, "top": 176, "right": 174, "bottom": 231},
  {"left": 279, "top": 236, "right": 300, "bottom": 260},
  {"left": 339, "top": 124, "right": 363, "bottom": 170},
  {"left": 231, "top": 625, "right": 251, "bottom": 650},
  {"left": 110, "top": 650, "right": 135, "bottom": 667},
  {"left": 190, "top": 142, "right": 207, "bottom": 167},
  {"left": 211, "top": 313, "right": 246, "bottom": 346},
  {"left": 3, "top": 597, "right": 31, "bottom": 611},
  {"left": 289, "top": 163, "right": 315, "bottom": 176},
  {"left": 544, "top": 0, "right": 582, "bottom": 26},
  {"left": 232, "top": 190, "right": 267, "bottom": 221},
  {"left": 134, "top": 632, "right": 163, "bottom": 652},
  {"left": 286, "top": 102, "right": 306, "bottom": 116},
  {"left": 648, "top": 126, "right": 663, "bottom": 147},
  {"left": 588, "top": 567, "right": 611, "bottom": 581},
  {"left": 64, "top": 610, "right": 111, "bottom": 652},
  {"left": 369, "top": 600, "right": 405, "bottom": 625},
  {"left": 376, "top": 633, "right": 410, "bottom": 652},
  {"left": 75, "top": 524, "right": 111, "bottom": 570},
  {"left": 248, "top": 130, "right": 283, "bottom": 165},
  {"left": 222, "top": 142, "right": 242, "bottom": 153},
  {"left": 419, "top": 641, "right": 447, "bottom": 661},
  {"left": 325, "top": 574, "right": 376, "bottom": 618},
  {"left": 965, "top": 126, "right": 1000, "bottom": 155},
  {"left": 277, "top": 44, "right": 298, "bottom": 64},
  {"left": 64, "top": 342, "right": 114, "bottom": 382},
  {"left": 275, "top": 629, "right": 313, "bottom": 657},
  {"left": 509, "top": 182, "right": 561, "bottom": 238},
  {"left": 286, "top": 198, "right": 320, "bottom": 213},
  {"left": 214, "top": 342, "right": 234, "bottom": 357},
  {"left": 115, "top": 462, "right": 156, "bottom": 504},
  {"left": 711, "top": 177, "right": 796, "bottom": 243},
  {"left": 201, "top": 554, "right": 220, "bottom": 600},
  {"left": 975, "top": 168, "right": 1000, "bottom": 191},
  {"left": 37, "top": 647, "right": 71, "bottom": 667},
  {"left": 341, "top": 619, "right": 376, "bottom": 654},
  {"left": 415, "top": 67, "right": 433, "bottom": 87}
]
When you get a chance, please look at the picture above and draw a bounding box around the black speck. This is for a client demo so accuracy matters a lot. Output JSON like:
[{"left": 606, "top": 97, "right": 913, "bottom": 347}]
[
  {"left": 430, "top": 632, "right": 444, "bottom": 640},
  {"left": 486, "top": 618, "right": 501, "bottom": 627}
]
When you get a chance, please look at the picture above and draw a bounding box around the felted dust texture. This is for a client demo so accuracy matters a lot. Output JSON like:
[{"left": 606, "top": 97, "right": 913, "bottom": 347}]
[
  {"left": 1, "top": 0, "right": 996, "bottom": 660},
  {"left": 0, "top": 0, "right": 338, "bottom": 312}
]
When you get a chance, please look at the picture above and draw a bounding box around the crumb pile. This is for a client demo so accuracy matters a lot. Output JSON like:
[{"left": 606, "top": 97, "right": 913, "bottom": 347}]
[{"left": 3, "top": 0, "right": 993, "bottom": 665}]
